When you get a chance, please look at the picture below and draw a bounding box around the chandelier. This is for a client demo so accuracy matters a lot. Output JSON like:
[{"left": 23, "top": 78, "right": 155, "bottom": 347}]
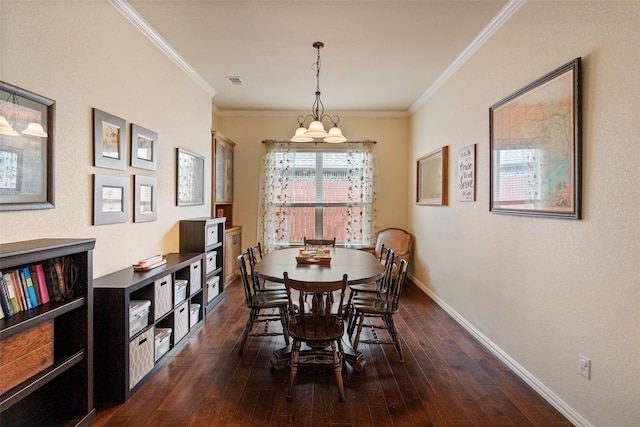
[{"left": 290, "top": 41, "right": 347, "bottom": 143}]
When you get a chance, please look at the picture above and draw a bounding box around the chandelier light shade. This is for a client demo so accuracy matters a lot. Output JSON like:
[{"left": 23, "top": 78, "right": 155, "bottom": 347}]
[
  {"left": 291, "top": 125, "right": 313, "bottom": 142},
  {"left": 305, "top": 120, "right": 327, "bottom": 138},
  {"left": 291, "top": 41, "right": 347, "bottom": 143},
  {"left": 324, "top": 125, "right": 347, "bottom": 143}
]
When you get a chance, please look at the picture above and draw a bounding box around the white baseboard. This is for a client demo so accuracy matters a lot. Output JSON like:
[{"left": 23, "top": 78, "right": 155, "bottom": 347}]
[{"left": 408, "top": 274, "right": 591, "bottom": 427}]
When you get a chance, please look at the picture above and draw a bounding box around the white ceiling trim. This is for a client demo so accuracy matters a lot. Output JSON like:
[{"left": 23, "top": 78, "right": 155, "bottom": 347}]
[
  {"left": 409, "top": 0, "right": 525, "bottom": 114},
  {"left": 109, "top": 0, "right": 217, "bottom": 98},
  {"left": 215, "top": 110, "right": 410, "bottom": 118}
]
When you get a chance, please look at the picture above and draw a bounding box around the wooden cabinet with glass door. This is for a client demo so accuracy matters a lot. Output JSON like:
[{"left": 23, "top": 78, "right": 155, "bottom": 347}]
[{"left": 212, "top": 131, "right": 234, "bottom": 225}]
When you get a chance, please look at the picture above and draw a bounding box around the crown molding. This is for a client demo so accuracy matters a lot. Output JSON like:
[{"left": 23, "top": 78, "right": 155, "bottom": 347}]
[
  {"left": 409, "top": 0, "right": 525, "bottom": 113},
  {"left": 109, "top": 0, "right": 216, "bottom": 98},
  {"left": 214, "top": 109, "right": 410, "bottom": 118}
]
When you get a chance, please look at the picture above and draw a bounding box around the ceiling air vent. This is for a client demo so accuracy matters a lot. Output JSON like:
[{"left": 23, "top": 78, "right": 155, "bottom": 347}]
[{"left": 226, "top": 76, "right": 245, "bottom": 86}]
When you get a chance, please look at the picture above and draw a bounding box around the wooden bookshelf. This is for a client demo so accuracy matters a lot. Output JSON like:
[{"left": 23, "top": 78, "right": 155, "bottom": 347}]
[{"left": 0, "top": 238, "right": 96, "bottom": 427}]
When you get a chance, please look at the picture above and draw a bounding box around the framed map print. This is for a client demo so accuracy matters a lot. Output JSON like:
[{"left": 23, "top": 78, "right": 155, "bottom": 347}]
[
  {"left": 0, "top": 81, "right": 55, "bottom": 211},
  {"left": 490, "top": 58, "right": 581, "bottom": 219}
]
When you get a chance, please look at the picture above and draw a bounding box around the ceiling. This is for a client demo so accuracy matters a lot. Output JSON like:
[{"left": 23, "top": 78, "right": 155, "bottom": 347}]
[{"left": 124, "top": 0, "right": 511, "bottom": 114}]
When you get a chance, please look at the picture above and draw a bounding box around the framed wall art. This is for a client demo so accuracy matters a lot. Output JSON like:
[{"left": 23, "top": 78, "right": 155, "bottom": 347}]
[
  {"left": 93, "top": 174, "right": 129, "bottom": 225},
  {"left": 131, "top": 124, "right": 158, "bottom": 170},
  {"left": 0, "top": 81, "right": 55, "bottom": 211},
  {"left": 416, "top": 146, "right": 448, "bottom": 206},
  {"left": 176, "top": 148, "right": 205, "bottom": 206},
  {"left": 134, "top": 175, "right": 157, "bottom": 222},
  {"left": 457, "top": 144, "right": 476, "bottom": 202},
  {"left": 490, "top": 58, "right": 581, "bottom": 219},
  {"left": 93, "top": 108, "right": 126, "bottom": 170}
]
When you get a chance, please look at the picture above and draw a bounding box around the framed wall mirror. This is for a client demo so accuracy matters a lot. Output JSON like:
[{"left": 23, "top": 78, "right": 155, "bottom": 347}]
[{"left": 416, "top": 146, "right": 448, "bottom": 206}]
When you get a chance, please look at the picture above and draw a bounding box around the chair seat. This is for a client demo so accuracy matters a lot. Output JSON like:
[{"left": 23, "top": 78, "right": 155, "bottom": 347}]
[
  {"left": 348, "top": 282, "right": 377, "bottom": 293},
  {"left": 352, "top": 298, "right": 398, "bottom": 314},
  {"left": 261, "top": 279, "right": 286, "bottom": 291},
  {"left": 251, "top": 292, "right": 288, "bottom": 307}
]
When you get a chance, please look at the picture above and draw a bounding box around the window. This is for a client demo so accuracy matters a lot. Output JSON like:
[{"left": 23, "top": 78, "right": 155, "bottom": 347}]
[{"left": 258, "top": 142, "right": 377, "bottom": 251}]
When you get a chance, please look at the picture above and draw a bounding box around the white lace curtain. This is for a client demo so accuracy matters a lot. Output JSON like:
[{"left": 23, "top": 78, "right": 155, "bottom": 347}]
[{"left": 257, "top": 141, "right": 378, "bottom": 253}]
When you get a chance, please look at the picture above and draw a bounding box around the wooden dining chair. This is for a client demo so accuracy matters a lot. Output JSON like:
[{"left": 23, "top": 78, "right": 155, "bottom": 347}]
[
  {"left": 348, "top": 257, "right": 408, "bottom": 361},
  {"left": 237, "top": 253, "right": 290, "bottom": 355},
  {"left": 247, "top": 245, "right": 287, "bottom": 294},
  {"left": 282, "top": 271, "right": 348, "bottom": 402},
  {"left": 344, "top": 248, "right": 395, "bottom": 321},
  {"left": 303, "top": 237, "right": 336, "bottom": 249},
  {"left": 248, "top": 242, "right": 263, "bottom": 260}
]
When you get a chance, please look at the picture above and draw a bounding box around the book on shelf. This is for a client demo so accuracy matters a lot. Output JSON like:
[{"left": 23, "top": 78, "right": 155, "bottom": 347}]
[
  {"left": 43, "top": 260, "right": 62, "bottom": 302},
  {"left": 3, "top": 272, "right": 20, "bottom": 314},
  {"left": 30, "top": 264, "right": 51, "bottom": 305},
  {"left": 53, "top": 258, "right": 67, "bottom": 299},
  {"left": 0, "top": 273, "right": 13, "bottom": 318},
  {"left": 10, "top": 270, "right": 30, "bottom": 311},
  {"left": 21, "top": 267, "right": 39, "bottom": 308}
]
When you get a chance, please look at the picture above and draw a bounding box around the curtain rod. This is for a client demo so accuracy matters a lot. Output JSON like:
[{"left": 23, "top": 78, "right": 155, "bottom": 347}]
[{"left": 262, "top": 139, "right": 377, "bottom": 144}]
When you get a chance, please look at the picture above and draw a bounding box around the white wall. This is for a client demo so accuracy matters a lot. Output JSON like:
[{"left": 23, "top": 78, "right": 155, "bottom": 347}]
[
  {"left": 216, "top": 113, "right": 410, "bottom": 250},
  {"left": 410, "top": 2, "right": 640, "bottom": 426},
  {"left": 0, "top": 1, "right": 213, "bottom": 277}
]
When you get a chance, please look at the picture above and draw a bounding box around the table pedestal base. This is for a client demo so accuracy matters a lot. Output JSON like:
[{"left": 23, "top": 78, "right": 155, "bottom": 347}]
[{"left": 271, "top": 335, "right": 366, "bottom": 372}]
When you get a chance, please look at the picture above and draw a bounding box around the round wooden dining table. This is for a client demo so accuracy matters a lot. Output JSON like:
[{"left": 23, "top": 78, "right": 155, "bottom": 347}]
[
  {"left": 254, "top": 247, "right": 385, "bottom": 371},
  {"left": 254, "top": 247, "right": 385, "bottom": 285}
]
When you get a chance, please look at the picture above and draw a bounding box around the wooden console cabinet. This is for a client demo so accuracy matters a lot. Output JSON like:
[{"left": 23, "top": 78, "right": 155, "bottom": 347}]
[
  {"left": 0, "top": 238, "right": 96, "bottom": 427},
  {"left": 93, "top": 252, "right": 204, "bottom": 403}
]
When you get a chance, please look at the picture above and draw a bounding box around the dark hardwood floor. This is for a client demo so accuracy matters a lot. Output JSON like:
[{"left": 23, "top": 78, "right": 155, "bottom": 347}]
[{"left": 94, "top": 278, "right": 571, "bottom": 426}]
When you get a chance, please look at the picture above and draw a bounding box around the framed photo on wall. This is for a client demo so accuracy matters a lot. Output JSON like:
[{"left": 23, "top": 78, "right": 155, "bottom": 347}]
[
  {"left": 490, "top": 58, "right": 581, "bottom": 219},
  {"left": 176, "top": 148, "right": 205, "bottom": 206},
  {"left": 93, "top": 174, "right": 129, "bottom": 225},
  {"left": 131, "top": 124, "right": 158, "bottom": 170},
  {"left": 134, "top": 175, "right": 157, "bottom": 223},
  {"left": 93, "top": 108, "right": 126, "bottom": 170},
  {"left": 416, "top": 146, "right": 448, "bottom": 206},
  {"left": 0, "top": 81, "right": 55, "bottom": 211}
]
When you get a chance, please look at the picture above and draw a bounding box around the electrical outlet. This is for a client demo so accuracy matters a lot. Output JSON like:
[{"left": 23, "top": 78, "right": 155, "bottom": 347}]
[{"left": 579, "top": 354, "right": 591, "bottom": 379}]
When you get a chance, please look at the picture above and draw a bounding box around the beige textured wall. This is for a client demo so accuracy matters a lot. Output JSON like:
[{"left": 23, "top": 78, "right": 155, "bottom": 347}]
[
  {"left": 410, "top": 2, "right": 639, "bottom": 426},
  {"left": 216, "top": 114, "right": 410, "bottom": 250},
  {"left": 0, "top": 1, "right": 212, "bottom": 277}
]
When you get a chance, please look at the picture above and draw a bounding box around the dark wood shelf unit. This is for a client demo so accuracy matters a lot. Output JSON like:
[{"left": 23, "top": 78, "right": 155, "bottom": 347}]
[
  {"left": 0, "top": 238, "right": 96, "bottom": 427},
  {"left": 179, "top": 217, "right": 226, "bottom": 313},
  {"left": 93, "top": 252, "right": 205, "bottom": 404}
]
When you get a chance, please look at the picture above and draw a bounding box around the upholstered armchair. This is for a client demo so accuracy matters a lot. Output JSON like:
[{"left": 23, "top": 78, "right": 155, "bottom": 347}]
[{"left": 361, "top": 228, "right": 413, "bottom": 262}]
